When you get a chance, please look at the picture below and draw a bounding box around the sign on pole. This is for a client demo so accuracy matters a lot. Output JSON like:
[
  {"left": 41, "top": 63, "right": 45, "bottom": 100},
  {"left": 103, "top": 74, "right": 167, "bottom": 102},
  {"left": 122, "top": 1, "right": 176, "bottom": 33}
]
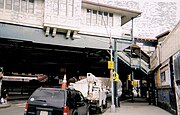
[
  {"left": 110, "top": 71, "right": 119, "bottom": 81},
  {"left": 108, "top": 61, "right": 114, "bottom": 69}
]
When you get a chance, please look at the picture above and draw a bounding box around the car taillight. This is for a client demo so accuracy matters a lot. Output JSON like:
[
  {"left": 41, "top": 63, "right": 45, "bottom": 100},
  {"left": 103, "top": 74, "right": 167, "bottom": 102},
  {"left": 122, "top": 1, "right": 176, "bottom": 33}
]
[
  {"left": 63, "top": 106, "right": 70, "bottom": 115},
  {"left": 25, "top": 102, "right": 28, "bottom": 112}
]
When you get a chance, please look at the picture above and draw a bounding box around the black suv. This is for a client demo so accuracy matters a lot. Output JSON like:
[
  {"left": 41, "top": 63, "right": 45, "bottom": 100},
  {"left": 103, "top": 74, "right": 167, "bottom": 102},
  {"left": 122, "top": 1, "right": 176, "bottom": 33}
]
[{"left": 24, "top": 87, "right": 90, "bottom": 115}]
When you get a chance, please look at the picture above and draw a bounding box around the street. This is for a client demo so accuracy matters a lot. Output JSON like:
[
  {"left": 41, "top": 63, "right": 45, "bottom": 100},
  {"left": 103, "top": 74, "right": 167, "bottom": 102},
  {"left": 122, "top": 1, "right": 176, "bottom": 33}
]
[
  {"left": 0, "top": 100, "right": 26, "bottom": 115},
  {"left": 0, "top": 100, "right": 108, "bottom": 115}
]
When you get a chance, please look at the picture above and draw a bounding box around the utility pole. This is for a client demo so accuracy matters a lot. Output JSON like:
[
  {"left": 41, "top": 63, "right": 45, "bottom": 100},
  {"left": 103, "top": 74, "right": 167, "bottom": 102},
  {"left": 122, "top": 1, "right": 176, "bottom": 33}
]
[
  {"left": 114, "top": 38, "right": 119, "bottom": 107},
  {"left": 111, "top": 0, "right": 118, "bottom": 107},
  {"left": 109, "top": 31, "right": 115, "bottom": 112},
  {"left": 131, "top": 17, "right": 134, "bottom": 103}
]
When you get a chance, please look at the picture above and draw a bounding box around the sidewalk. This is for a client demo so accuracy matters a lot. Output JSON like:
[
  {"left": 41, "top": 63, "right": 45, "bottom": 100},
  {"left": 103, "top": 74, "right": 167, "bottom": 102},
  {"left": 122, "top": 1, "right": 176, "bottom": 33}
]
[
  {"left": 0, "top": 103, "right": 11, "bottom": 109},
  {"left": 103, "top": 99, "right": 172, "bottom": 115}
]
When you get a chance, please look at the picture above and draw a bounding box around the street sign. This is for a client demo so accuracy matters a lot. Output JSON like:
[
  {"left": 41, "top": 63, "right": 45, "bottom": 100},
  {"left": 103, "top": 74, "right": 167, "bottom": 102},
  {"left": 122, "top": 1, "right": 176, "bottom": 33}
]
[
  {"left": 108, "top": 61, "right": 114, "bottom": 69},
  {"left": 113, "top": 71, "right": 119, "bottom": 81},
  {"left": 110, "top": 71, "right": 119, "bottom": 81},
  {"left": 127, "top": 74, "right": 131, "bottom": 80}
]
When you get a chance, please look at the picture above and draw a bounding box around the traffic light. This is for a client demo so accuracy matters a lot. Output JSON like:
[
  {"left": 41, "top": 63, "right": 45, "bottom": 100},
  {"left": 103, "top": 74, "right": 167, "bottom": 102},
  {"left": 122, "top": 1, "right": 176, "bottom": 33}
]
[{"left": 127, "top": 74, "right": 131, "bottom": 80}]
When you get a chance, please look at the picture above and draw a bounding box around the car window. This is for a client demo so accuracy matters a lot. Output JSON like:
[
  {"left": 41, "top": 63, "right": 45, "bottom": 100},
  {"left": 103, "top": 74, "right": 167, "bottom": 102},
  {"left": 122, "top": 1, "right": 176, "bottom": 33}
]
[{"left": 29, "top": 88, "right": 65, "bottom": 108}]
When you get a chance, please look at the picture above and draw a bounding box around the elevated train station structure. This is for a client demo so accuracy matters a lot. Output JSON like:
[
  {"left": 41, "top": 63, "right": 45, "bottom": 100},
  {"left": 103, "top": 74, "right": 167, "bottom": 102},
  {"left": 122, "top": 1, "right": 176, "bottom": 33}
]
[
  {"left": 0, "top": 0, "right": 151, "bottom": 78},
  {"left": 0, "top": 0, "right": 159, "bottom": 109}
]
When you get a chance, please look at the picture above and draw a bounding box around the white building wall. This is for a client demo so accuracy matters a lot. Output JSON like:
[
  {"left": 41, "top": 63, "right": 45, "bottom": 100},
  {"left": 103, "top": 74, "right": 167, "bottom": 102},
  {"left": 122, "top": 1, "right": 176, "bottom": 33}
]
[
  {"left": 161, "top": 22, "right": 180, "bottom": 63},
  {"left": 0, "top": 0, "right": 44, "bottom": 27},
  {"left": 0, "top": 0, "right": 124, "bottom": 38},
  {"left": 80, "top": 7, "right": 122, "bottom": 38}
]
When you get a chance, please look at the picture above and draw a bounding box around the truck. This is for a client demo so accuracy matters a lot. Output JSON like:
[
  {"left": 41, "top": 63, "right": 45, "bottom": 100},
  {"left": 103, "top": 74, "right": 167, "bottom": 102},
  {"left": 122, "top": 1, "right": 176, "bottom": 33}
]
[{"left": 69, "top": 73, "right": 107, "bottom": 113}]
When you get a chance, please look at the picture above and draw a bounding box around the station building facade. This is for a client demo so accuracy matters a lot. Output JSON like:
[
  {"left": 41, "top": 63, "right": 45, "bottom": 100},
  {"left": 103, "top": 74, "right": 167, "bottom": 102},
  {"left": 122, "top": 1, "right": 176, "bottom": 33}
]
[{"left": 150, "top": 21, "right": 180, "bottom": 114}]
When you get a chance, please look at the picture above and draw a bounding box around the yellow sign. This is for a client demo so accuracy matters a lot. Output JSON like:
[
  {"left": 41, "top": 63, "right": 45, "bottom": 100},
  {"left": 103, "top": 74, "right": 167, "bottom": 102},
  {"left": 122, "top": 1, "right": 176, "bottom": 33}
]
[
  {"left": 108, "top": 61, "right": 114, "bottom": 69},
  {"left": 114, "top": 72, "right": 119, "bottom": 81},
  {"left": 110, "top": 71, "right": 119, "bottom": 81},
  {"left": 127, "top": 74, "right": 131, "bottom": 80},
  {"left": 131, "top": 81, "right": 134, "bottom": 85}
]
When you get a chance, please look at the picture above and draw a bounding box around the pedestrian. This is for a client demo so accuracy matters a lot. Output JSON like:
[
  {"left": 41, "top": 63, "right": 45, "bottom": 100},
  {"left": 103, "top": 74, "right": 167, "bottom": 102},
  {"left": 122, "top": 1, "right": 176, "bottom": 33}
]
[{"left": 1, "top": 89, "right": 8, "bottom": 104}]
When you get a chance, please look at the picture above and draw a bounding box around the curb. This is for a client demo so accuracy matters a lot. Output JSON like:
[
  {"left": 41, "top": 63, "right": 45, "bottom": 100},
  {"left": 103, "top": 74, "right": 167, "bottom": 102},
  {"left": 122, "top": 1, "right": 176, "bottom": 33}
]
[{"left": 0, "top": 103, "right": 11, "bottom": 109}]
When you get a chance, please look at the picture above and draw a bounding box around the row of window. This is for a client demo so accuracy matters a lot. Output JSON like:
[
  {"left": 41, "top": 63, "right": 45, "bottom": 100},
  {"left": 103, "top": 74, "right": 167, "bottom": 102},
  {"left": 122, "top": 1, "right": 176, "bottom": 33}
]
[
  {"left": 86, "top": 9, "right": 113, "bottom": 27},
  {"left": 52, "top": 0, "right": 74, "bottom": 16},
  {"left": 0, "top": 0, "right": 34, "bottom": 14}
]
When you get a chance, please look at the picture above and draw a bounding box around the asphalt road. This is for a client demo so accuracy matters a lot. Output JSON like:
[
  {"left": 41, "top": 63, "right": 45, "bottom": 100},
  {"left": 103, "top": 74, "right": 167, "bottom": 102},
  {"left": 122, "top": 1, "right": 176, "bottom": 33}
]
[
  {"left": 0, "top": 100, "right": 110, "bottom": 115},
  {"left": 0, "top": 100, "right": 26, "bottom": 115}
]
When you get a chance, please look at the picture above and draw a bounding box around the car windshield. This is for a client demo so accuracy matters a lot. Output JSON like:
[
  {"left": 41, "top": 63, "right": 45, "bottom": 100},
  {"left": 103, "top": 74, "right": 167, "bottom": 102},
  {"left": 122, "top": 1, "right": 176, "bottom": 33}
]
[{"left": 29, "top": 88, "right": 65, "bottom": 108}]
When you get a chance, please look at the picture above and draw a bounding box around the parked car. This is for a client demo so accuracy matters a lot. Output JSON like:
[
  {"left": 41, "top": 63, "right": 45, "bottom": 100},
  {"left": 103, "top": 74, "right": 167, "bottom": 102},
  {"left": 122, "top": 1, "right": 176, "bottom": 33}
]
[{"left": 24, "top": 87, "right": 90, "bottom": 115}]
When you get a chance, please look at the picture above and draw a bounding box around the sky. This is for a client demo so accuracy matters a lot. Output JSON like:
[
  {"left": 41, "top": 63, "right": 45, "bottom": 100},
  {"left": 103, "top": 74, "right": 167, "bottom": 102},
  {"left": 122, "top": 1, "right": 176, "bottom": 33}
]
[{"left": 91, "top": 0, "right": 180, "bottom": 38}]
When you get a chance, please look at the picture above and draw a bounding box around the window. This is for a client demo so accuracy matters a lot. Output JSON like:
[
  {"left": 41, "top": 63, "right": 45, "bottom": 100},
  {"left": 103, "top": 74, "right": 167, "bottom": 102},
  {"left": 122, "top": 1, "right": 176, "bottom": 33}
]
[
  {"left": 28, "top": 0, "right": 34, "bottom": 13},
  {"left": 53, "top": 0, "right": 59, "bottom": 15},
  {"left": 97, "top": 11, "right": 102, "bottom": 26},
  {"left": 86, "top": 9, "right": 91, "bottom": 25},
  {"left": 86, "top": 9, "right": 113, "bottom": 27},
  {"left": 60, "top": 0, "right": 67, "bottom": 16},
  {"left": 174, "top": 55, "right": 180, "bottom": 81},
  {"left": 0, "top": 0, "right": 4, "bottom": 8},
  {"left": 67, "top": 0, "right": 73, "bottom": 17},
  {"left": 6, "top": 0, "right": 12, "bottom": 10},
  {"left": 109, "top": 13, "right": 113, "bottom": 27},
  {"left": 13, "top": 0, "right": 20, "bottom": 11},
  {"left": 103, "top": 12, "right": 108, "bottom": 26},
  {"left": 21, "top": 0, "right": 27, "bottom": 12},
  {"left": 32, "top": 88, "right": 65, "bottom": 108},
  {"left": 161, "top": 72, "right": 165, "bottom": 82},
  {"left": 0, "top": 0, "right": 34, "bottom": 13},
  {"left": 92, "top": 10, "right": 97, "bottom": 25},
  {"left": 29, "top": 0, "right": 33, "bottom": 3}
]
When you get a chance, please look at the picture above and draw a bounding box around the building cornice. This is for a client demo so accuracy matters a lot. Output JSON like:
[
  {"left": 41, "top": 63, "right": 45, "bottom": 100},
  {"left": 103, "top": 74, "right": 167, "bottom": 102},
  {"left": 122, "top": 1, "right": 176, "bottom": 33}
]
[
  {"left": 82, "top": 0, "right": 142, "bottom": 25},
  {"left": 82, "top": 0, "right": 142, "bottom": 14}
]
